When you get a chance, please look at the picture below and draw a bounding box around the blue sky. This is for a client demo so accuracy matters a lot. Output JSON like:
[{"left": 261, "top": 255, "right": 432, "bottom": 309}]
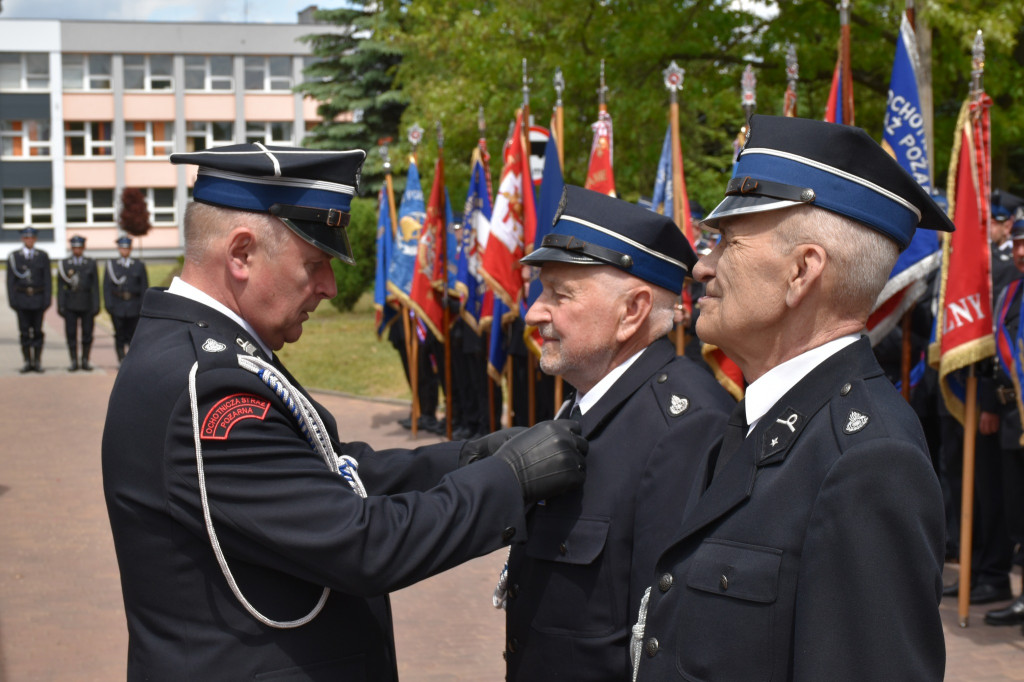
[{"left": 0, "top": 0, "right": 334, "bottom": 23}]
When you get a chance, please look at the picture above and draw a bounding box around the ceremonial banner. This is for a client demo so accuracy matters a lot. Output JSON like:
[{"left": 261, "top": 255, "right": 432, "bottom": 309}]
[
  {"left": 455, "top": 151, "right": 492, "bottom": 331},
  {"left": 868, "top": 12, "right": 940, "bottom": 345},
  {"left": 524, "top": 131, "right": 564, "bottom": 356},
  {"left": 932, "top": 95, "right": 995, "bottom": 423},
  {"left": 409, "top": 153, "right": 447, "bottom": 339},
  {"left": 702, "top": 343, "right": 745, "bottom": 401},
  {"left": 386, "top": 160, "right": 425, "bottom": 306},
  {"left": 651, "top": 127, "right": 675, "bottom": 220},
  {"left": 584, "top": 109, "right": 615, "bottom": 196},
  {"left": 480, "top": 110, "right": 536, "bottom": 308},
  {"left": 373, "top": 187, "right": 398, "bottom": 339}
]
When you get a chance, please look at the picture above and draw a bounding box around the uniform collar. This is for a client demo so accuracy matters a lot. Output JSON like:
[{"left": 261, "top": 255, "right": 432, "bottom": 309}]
[
  {"left": 574, "top": 346, "right": 645, "bottom": 416},
  {"left": 167, "top": 276, "right": 272, "bottom": 359},
  {"left": 743, "top": 334, "right": 860, "bottom": 432}
]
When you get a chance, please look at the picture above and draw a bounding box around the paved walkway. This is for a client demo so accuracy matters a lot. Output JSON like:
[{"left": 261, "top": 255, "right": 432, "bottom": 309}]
[{"left": 0, "top": 279, "right": 1021, "bottom": 680}]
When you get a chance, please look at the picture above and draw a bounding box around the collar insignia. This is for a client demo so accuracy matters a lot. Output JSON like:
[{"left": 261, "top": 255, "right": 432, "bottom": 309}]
[
  {"left": 202, "top": 338, "right": 227, "bottom": 353},
  {"left": 845, "top": 410, "right": 869, "bottom": 434},
  {"left": 235, "top": 336, "right": 258, "bottom": 356},
  {"left": 669, "top": 394, "right": 689, "bottom": 416}
]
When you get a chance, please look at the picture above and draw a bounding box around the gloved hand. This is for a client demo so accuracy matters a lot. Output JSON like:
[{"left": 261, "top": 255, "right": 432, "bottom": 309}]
[
  {"left": 458, "top": 426, "right": 528, "bottom": 467},
  {"left": 494, "top": 419, "right": 587, "bottom": 504}
]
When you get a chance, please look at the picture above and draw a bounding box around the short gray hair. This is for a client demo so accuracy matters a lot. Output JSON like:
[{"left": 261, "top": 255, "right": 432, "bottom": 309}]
[
  {"left": 772, "top": 205, "right": 899, "bottom": 317},
  {"left": 183, "top": 202, "right": 288, "bottom": 267}
]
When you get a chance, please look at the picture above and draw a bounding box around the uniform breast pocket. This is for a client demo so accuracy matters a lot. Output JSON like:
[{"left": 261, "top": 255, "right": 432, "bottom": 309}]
[
  {"left": 520, "top": 514, "right": 616, "bottom": 636},
  {"left": 675, "top": 538, "right": 782, "bottom": 682}
]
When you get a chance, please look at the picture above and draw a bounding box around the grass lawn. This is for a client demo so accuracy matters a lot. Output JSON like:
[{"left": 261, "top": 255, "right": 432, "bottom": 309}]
[{"left": 146, "top": 262, "right": 409, "bottom": 400}]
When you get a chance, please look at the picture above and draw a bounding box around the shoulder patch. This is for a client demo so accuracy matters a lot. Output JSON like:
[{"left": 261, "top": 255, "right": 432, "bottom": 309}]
[
  {"left": 201, "top": 393, "right": 271, "bottom": 440},
  {"left": 668, "top": 394, "right": 690, "bottom": 416}
]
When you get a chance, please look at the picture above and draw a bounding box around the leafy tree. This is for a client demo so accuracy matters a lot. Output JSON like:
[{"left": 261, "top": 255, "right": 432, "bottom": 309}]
[
  {"left": 118, "top": 187, "right": 151, "bottom": 237},
  {"left": 297, "top": 5, "right": 409, "bottom": 197},
  {"left": 382, "top": 0, "right": 1023, "bottom": 205},
  {"left": 329, "top": 197, "right": 379, "bottom": 311}
]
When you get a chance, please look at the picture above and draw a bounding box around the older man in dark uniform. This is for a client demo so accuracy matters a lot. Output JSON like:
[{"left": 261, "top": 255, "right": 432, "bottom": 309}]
[
  {"left": 6, "top": 226, "right": 51, "bottom": 373},
  {"left": 101, "top": 143, "right": 587, "bottom": 681},
  {"left": 57, "top": 234, "right": 100, "bottom": 371},
  {"left": 500, "top": 186, "right": 733, "bottom": 681},
  {"left": 103, "top": 236, "right": 149, "bottom": 362},
  {"left": 631, "top": 115, "right": 951, "bottom": 681}
]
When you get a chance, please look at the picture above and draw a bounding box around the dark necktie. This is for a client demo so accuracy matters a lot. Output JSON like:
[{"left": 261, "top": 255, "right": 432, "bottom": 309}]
[
  {"left": 710, "top": 399, "right": 747, "bottom": 484},
  {"left": 569, "top": 403, "right": 583, "bottom": 422}
]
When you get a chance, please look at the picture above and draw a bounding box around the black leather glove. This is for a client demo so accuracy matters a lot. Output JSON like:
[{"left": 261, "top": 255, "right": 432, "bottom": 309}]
[
  {"left": 495, "top": 419, "right": 588, "bottom": 504},
  {"left": 458, "top": 426, "right": 528, "bottom": 467}
]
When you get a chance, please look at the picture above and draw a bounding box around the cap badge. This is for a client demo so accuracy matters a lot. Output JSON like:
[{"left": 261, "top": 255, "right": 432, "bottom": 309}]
[
  {"left": 552, "top": 186, "right": 569, "bottom": 227},
  {"left": 202, "top": 338, "right": 227, "bottom": 353},
  {"left": 844, "top": 410, "right": 869, "bottom": 434},
  {"left": 669, "top": 394, "right": 689, "bottom": 416}
]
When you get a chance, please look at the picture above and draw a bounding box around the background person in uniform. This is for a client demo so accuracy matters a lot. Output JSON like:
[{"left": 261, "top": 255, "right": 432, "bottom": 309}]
[
  {"left": 101, "top": 143, "right": 588, "bottom": 681},
  {"left": 103, "top": 236, "right": 149, "bottom": 362},
  {"left": 6, "top": 226, "right": 51, "bottom": 373},
  {"left": 632, "top": 115, "right": 950, "bottom": 682},
  {"left": 983, "top": 215, "right": 1024, "bottom": 629},
  {"left": 57, "top": 234, "right": 100, "bottom": 371},
  {"left": 501, "top": 186, "right": 734, "bottom": 681}
]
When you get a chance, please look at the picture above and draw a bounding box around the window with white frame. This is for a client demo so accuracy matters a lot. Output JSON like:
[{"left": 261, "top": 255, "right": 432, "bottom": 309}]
[
  {"left": 1, "top": 120, "right": 51, "bottom": 158},
  {"left": 184, "top": 55, "right": 234, "bottom": 91},
  {"left": 64, "top": 121, "right": 113, "bottom": 157},
  {"left": 2, "top": 188, "right": 52, "bottom": 227},
  {"left": 0, "top": 52, "right": 50, "bottom": 90},
  {"left": 144, "top": 187, "right": 176, "bottom": 223},
  {"left": 246, "top": 121, "right": 293, "bottom": 145},
  {"left": 66, "top": 189, "right": 116, "bottom": 224},
  {"left": 123, "top": 54, "right": 173, "bottom": 91},
  {"left": 244, "top": 56, "right": 293, "bottom": 91},
  {"left": 185, "top": 121, "right": 234, "bottom": 152},
  {"left": 62, "top": 54, "right": 112, "bottom": 90},
  {"left": 125, "top": 121, "right": 174, "bottom": 157}
]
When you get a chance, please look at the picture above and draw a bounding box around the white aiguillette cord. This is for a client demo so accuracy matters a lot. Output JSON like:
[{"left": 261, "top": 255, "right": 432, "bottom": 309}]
[{"left": 188, "top": 354, "right": 367, "bottom": 628}]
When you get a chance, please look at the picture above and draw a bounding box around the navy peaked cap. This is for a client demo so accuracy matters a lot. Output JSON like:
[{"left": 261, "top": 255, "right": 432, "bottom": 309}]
[
  {"left": 20, "top": 227, "right": 38, "bottom": 237},
  {"left": 116, "top": 236, "right": 133, "bottom": 247},
  {"left": 69, "top": 234, "right": 86, "bottom": 246},
  {"left": 704, "top": 115, "right": 955, "bottom": 248},
  {"left": 1011, "top": 218, "right": 1024, "bottom": 241},
  {"left": 170, "top": 143, "right": 366, "bottom": 264},
  {"left": 520, "top": 185, "right": 697, "bottom": 293}
]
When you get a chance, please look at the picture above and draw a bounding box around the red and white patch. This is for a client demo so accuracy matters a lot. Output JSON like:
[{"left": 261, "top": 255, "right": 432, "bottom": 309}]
[{"left": 201, "top": 393, "right": 271, "bottom": 440}]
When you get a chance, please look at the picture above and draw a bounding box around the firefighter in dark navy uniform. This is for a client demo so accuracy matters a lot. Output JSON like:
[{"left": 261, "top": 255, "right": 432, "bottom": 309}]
[
  {"left": 631, "top": 115, "right": 952, "bottom": 682},
  {"left": 57, "top": 234, "right": 100, "bottom": 371},
  {"left": 501, "top": 186, "right": 734, "bottom": 681},
  {"left": 100, "top": 143, "right": 588, "bottom": 682},
  {"left": 6, "top": 226, "right": 52, "bottom": 373},
  {"left": 103, "top": 235, "right": 149, "bottom": 362}
]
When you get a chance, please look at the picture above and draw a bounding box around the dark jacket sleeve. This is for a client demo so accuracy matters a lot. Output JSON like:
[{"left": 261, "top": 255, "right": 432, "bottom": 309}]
[{"left": 164, "top": 365, "right": 526, "bottom": 598}]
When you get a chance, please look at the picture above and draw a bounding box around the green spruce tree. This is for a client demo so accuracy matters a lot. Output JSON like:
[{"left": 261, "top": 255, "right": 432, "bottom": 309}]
[{"left": 297, "top": 5, "right": 408, "bottom": 197}]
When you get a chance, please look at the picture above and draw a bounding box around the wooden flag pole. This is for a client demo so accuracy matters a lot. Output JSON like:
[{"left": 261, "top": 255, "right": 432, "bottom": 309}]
[
  {"left": 839, "top": 0, "right": 854, "bottom": 124},
  {"left": 664, "top": 61, "right": 687, "bottom": 356},
  {"left": 958, "top": 28, "right": 990, "bottom": 628},
  {"left": 552, "top": 67, "right": 566, "bottom": 412},
  {"left": 900, "top": 312, "right": 913, "bottom": 401},
  {"left": 958, "top": 368, "right": 979, "bottom": 626},
  {"left": 407, "top": 124, "right": 424, "bottom": 437},
  {"left": 436, "top": 121, "right": 454, "bottom": 441}
]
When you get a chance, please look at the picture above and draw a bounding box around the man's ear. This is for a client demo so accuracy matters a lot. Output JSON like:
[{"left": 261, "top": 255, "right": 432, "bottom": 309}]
[
  {"left": 226, "top": 226, "right": 256, "bottom": 284},
  {"left": 617, "top": 285, "right": 653, "bottom": 342},
  {"left": 785, "top": 243, "right": 827, "bottom": 308}
]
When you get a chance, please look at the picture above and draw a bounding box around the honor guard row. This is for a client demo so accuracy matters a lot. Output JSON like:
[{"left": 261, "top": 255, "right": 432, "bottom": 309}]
[{"left": 6, "top": 229, "right": 147, "bottom": 373}]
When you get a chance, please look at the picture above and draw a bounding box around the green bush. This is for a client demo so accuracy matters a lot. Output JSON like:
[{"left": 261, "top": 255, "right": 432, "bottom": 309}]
[{"left": 329, "top": 197, "right": 378, "bottom": 312}]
